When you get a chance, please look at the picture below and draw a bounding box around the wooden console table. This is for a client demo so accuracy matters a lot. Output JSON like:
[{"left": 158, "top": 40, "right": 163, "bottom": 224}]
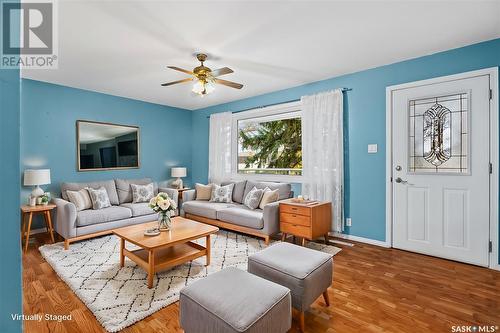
[
  {"left": 21, "top": 204, "right": 56, "bottom": 253},
  {"left": 279, "top": 200, "right": 332, "bottom": 246}
]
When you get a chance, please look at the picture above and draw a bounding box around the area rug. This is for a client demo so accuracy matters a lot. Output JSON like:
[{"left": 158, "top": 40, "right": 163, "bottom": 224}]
[{"left": 39, "top": 230, "right": 341, "bottom": 332}]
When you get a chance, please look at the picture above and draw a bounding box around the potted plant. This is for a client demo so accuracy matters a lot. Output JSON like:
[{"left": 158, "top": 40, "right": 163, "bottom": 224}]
[
  {"left": 40, "top": 194, "right": 50, "bottom": 206},
  {"left": 149, "top": 192, "right": 177, "bottom": 231}
]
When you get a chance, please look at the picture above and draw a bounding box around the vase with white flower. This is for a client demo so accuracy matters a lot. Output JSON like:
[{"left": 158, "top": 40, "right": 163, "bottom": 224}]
[{"left": 149, "top": 192, "right": 177, "bottom": 231}]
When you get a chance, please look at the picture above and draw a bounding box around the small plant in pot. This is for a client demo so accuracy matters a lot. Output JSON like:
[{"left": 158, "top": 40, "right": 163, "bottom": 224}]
[{"left": 40, "top": 194, "right": 50, "bottom": 206}]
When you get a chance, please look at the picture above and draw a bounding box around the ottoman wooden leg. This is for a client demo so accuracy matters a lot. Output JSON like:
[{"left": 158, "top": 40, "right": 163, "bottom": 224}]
[
  {"left": 323, "top": 290, "right": 330, "bottom": 306},
  {"left": 299, "top": 311, "right": 305, "bottom": 332}
]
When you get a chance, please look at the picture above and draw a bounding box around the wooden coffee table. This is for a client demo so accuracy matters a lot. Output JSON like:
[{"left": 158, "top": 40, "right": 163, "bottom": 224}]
[{"left": 113, "top": 217, "right": 219, "bottom": 288}]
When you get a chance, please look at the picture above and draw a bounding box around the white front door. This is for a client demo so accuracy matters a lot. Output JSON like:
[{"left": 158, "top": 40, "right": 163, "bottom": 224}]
[{"left": 391, "top": 73, "right": 491, "bottom": 266}]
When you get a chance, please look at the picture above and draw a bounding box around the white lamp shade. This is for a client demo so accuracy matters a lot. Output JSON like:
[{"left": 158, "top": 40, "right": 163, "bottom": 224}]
[
  {"left": 171, "top": 167, "right": 187, "bottom": 178},
  {"left": 24, "top": 169, "right": 51, "bottom": 186}
]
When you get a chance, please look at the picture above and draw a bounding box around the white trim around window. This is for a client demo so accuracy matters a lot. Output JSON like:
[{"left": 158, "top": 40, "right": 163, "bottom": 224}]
[{"left": 230, "top": 101, "right": 303, "bottom": 182}]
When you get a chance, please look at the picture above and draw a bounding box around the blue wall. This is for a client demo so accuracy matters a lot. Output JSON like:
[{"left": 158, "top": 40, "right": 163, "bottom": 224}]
[
  {"left": 0, "top": 1, "right": 22, "bottom": 331},
  {"left": 21, "top": 80, "right": 193, "bottom": 226},
  {"left": 191, "top": 38, "right": 500, "bottom": 242}
]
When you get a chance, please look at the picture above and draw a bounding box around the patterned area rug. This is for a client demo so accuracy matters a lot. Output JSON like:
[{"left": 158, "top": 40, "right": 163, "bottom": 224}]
[{"left": 39, "top": 230, "right": 341, "bottom": 332}]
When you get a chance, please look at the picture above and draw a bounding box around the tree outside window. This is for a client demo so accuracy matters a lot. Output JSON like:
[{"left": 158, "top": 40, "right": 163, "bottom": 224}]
[{"left": 237, "top": 115, "right": 302, "bottom": 175}]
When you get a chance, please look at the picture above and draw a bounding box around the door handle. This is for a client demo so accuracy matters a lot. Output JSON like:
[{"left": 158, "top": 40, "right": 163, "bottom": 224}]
[{"left": 395, "top": 177, "right": 413, "bottom": 185}]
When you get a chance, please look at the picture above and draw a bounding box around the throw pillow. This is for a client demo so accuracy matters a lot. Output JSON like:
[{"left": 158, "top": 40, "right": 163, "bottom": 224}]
[
  {"left": 87, "top": 187, "right": 111, "bottom": 210},
  {"left": 244, "top": 186, "right": 265, "bottom": 210},
  {"left": 195, "top": 183, "right": 213, "bottom": 201},
  {"left": 131, "top": 183, "right": 154, "bottom": 203},
  {"left": 259, "top": 187, "right": 280, "bottom": 209},
  {"left": 210, "top": 183, "right": 234, "bottom": 203},
  {"left": 66, "top": 188, "right": 92, "bottom": 211}
]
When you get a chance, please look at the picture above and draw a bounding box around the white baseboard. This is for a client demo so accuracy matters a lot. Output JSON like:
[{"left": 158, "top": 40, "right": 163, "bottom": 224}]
[
  {"left": 330, "top": 232, "right": 390, "bottom": 248},
  {"left": 491, "top": 263, "right": 500, "bottom": 271}
]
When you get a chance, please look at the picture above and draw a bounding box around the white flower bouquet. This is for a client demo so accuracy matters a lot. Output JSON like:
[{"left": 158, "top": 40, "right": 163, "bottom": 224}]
[{"left": 149, "top": 192, "right": 177, "bottom": 231}]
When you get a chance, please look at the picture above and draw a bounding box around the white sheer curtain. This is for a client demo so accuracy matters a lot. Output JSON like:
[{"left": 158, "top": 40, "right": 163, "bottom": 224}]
[
  {"left": 301, "top": 89, "right": 344, "bottom": 232},
  {"left": 208, "top": 112, "right": 232, "bottom": 184}
]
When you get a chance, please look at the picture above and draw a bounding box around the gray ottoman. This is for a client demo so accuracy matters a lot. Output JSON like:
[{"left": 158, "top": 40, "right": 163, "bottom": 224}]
[
  {"left": 179, "top": 267, "right": 292, "bottom": 333},
  {"left": 248, "top": 242, "right": 333, "bottom": 332}
]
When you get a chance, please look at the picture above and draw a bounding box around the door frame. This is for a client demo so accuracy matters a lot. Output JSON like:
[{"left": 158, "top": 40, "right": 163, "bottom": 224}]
[{"left": 385, "top": 67, "right": 499, "bottom": 270}]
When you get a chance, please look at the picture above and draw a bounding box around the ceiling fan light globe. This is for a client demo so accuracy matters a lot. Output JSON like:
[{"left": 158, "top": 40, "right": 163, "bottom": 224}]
[
  {"left": 205, "top": 81, "right": 215, "bottom": 94},
  {"left": 192, "top": 80, "right": 205, "bottom": 94}
]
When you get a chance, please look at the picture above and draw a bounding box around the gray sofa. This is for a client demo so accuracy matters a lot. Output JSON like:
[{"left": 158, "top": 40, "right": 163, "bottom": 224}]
[
  {"left": 182, "top": 180, "right": 292, "bottom": 244},
  {"left": 53, "top": 178, "right": 178, "bottom": 249}
]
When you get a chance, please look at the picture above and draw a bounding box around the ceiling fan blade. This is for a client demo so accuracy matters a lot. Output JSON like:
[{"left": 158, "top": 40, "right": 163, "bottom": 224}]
[
  {"left": 167, "top": 66, "right": 194, "bottom": 75},
  {"left": 161, "top": 78, "right": 192, "bottom": 86},
  {"left": 211, "top": 67, "right": 233, "bottom": 77},
  {"left": 214, "top": 78, "right": 243, "bottom": 89}
]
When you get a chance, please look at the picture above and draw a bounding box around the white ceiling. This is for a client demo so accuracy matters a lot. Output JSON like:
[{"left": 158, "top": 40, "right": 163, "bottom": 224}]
[{"left": 22, "top": 1, "right": 500, "bottom": 110}]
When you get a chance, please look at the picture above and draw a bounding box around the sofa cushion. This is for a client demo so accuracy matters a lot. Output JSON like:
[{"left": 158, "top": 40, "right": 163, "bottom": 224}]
[
  {"left": 195, "top": 183, "right": 212, "bottom": 201},
  {"left": 61, "top": 180, "right": 119, "bottom": 205},
  {"left": 120, "top": 203, "right": 155, "bottom": 217},
  {"left": 66, "top": 188, "right": 92, "bottom": 211},
  {"left": 243, "top": 181, "right": 291, "bottom": 201},
  {"left": 87, "top": 186, "right": 112, "bottom": 210},
  {"left": 183, "top": 201, "right": 235, "bottom": 219},
  {"left": 115, "top": 178, "right": 158, "bottom": 204},
  {"left": 259, "top": 188, "right": 280, "bottom": 209},
  {"left": 76, "top": 206, "right": 132, "bottom": 227},
  {"left": 131, "top": 183, "right": 154, "bottom": 203},
  {"left": 217, "top": 206, "right": 264, "bottom": 229},
  {"left": 210, "top": 183, "right": 234, "bottom": 203},
  {"left": 243, "top": 187, "right": 265, "bottom": 210},
  {"left": 222, "top": 180, "right": 247, "bottom": 203}
]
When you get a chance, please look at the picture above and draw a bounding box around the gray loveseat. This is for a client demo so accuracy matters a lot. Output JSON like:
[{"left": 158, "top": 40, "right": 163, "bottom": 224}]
[
  {"left": 53, "top": 178, "right": 178, "bottom": 249},
  {"left": 182, "top": 180, "right": 292, "bottom": 244}
]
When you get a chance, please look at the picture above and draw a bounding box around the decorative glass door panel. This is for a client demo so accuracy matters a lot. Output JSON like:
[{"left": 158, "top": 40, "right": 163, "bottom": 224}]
[{"left": 408, "top": 92, "right": 469, "bottom": 174}]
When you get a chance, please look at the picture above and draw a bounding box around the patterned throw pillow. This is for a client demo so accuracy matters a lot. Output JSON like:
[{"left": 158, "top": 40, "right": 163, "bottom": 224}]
[
  {"left": 87, "top": 187, "right": 111, "bottom": 210},
  {"left": 210, "top": 183, "right": 234, "bottom": 203},
  {"left": 259, "top": 187, "right": 280, "bottom": 209},
  {"left": 66, "top": 188, "right": 92, "bottom": 211},
  {"left": 244, "top": 186, "right": 265, "bottom": 210},
  {"left": 131, "top": 183, "right": 154, "bottom": 203}
]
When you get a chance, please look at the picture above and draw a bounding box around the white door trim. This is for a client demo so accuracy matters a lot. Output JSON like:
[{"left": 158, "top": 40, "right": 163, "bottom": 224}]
[{"left": 385, "top": 67, "right": 499, "bottom": 270}]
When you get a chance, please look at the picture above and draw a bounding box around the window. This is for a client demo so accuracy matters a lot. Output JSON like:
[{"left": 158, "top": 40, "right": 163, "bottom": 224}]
[{"left": 234, "top": 104, "right": 302, "bottom": 176}]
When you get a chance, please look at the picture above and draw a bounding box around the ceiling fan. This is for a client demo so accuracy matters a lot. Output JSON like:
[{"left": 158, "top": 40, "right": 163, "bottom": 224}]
[{"left": 161, "top": 53, "right": 243, "bottom": 96}]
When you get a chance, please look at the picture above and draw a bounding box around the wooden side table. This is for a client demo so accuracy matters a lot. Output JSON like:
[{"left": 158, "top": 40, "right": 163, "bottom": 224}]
[
  {"left": 279, "top": 200, "right": 332, "bottom": 246},
  {"left": 176, "top": 187, "right": 191, "bottom": 200},
  {"left": 21, "top": 204, "right": 56, "bottom": 253}
]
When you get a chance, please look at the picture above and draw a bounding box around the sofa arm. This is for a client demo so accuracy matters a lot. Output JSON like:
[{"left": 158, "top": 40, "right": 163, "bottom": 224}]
[
  {"left": 262, "top": 201, "right": 281, "bottom": 235},
  {"left": 182, "top": 189, "right": 196, "bottom": 202},
  {"left": 53, "top": 198, "right": 77, "bottom": 239},
  {"left": 158, "top": 187, "right": 179, "bottom": 216},
  {"left": 158, "top": 187, "right": 179, "bottom": 205}
]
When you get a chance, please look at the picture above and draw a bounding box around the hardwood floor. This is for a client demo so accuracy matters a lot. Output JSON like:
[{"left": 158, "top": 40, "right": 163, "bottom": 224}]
[{"left": 23, "top": 233, "right": 500, "bottom": 333}]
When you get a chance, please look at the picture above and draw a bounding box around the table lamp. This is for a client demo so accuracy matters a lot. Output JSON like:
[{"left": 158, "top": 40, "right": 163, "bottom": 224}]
[
  {"left": 24, "top": 169, "right": 51, "bottom": 197},
  {"left": 171, "top": 167, "right": 187, "bottom": 189}
]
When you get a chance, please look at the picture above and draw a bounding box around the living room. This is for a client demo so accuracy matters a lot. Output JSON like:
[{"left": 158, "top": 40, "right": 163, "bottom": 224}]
[{"left": 1, "top": 1, "right": 500, "bottom": 333}]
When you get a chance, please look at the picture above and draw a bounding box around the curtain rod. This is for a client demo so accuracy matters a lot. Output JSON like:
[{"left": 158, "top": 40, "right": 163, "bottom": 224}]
[{"left": 205, "top": 88, "right": 352, "bottom": 118}]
